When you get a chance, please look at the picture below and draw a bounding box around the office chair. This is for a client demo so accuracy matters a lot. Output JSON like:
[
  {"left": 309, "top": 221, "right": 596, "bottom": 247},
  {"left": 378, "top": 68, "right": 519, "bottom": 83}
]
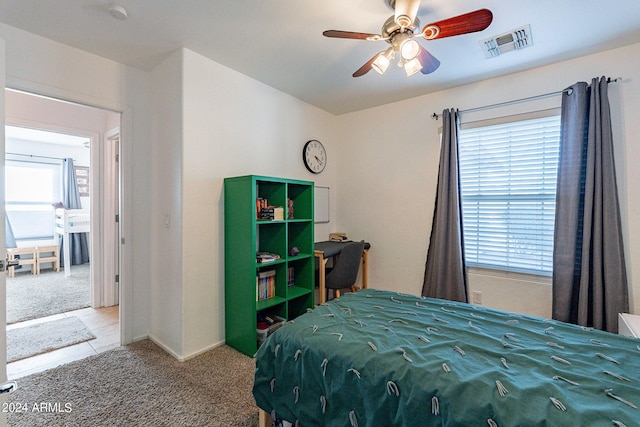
[{"left": 324, "top": 240, "right": 365, "bottom": 300}]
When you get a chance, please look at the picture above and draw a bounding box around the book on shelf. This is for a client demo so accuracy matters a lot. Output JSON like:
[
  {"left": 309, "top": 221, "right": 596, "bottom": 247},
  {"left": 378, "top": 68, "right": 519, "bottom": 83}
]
[
  {"left": 329, "top": 232, "right": 352, "bottom": 242},
  {"left": 256, "top": 197, "right": 268, "bottom": 219},
  {"left": 260, "top": 206, "right": 284, "bottom": 220},
  {"left": 256, "top": 269, "right": 276, "bottom": 301},
  {"left": 256, "top": 252, "right": 281, "bottom": 263},
  {"left": 287, "top": 198, "right": 294, "bottom": 219},
  {"left": 287, "top": 266, "right": 295, "bottom": 287}
]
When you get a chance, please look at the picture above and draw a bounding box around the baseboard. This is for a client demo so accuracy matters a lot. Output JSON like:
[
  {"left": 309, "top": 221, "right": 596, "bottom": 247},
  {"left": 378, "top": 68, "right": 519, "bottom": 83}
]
[
  {"left": 147, "top": 335, "right": 226, "bottom": 362},
  {"left": 181, "top": 340, "right": 225, "bottom": 361},
  {"left": 131, "top": 334, "right": 150, "bottom": 344},
  {"left": 148, "top": 335, "right": 185, "bottom": 362}
]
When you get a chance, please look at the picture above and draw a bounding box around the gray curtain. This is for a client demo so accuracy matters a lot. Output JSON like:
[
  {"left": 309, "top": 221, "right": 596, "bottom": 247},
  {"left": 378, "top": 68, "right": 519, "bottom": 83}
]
[
  {"left": 5, "top": 215, "right": 17, "bottom": 248},
  {"left": 61, "top": 158, "right": 90, "bottom": 266},
  {"left": 422, "top": 109, "right": 468, "bottom": 302},
  {"left": 552, "top": 77, "right": 628, "bottom": 333}
]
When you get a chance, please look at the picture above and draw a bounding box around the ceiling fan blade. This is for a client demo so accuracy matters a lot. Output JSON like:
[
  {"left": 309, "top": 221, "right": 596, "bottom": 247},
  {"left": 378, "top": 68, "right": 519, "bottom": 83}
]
[
  {"left": 352, "top": 53, "right": 383, "bottom": 78},
  {"left": 418, "top": 46, "right": 440, "bottom": 74},
  {"left": 421, "top": 9, "right": 493, "bottom": 40},
  {"left": 323, "top": 30, "right": 380, "bottom": 40},
  {"left": 393, "top": 0, "right": 421, "bottom": 27}
]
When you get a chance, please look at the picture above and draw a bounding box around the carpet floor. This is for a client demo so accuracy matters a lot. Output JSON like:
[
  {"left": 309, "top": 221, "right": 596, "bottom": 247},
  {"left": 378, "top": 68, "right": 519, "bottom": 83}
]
[
  {"left": 7, "top": 264, "right": 91, "bottom": 324},
  {"left": 7, "top": 316, "right": 96, "bottom": 363},
  {"left": 7, "top": 340, "right": 259, "bottom": 427}
]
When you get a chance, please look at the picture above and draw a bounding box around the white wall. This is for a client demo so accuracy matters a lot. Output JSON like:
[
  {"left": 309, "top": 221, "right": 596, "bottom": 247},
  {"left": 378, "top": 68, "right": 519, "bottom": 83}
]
[
  {"left": 148, "top": 49, "right": 184, "bottom": 355},
  {"left": 148, "top": 48, "right": 338, "bottom": 359},
  {"left": 0, "top": 24, "right": 152, "bottom": 343},
  {"left": 178, "top": 49, "right": 337, "bottom": 358},
  {"left": 5, "top": 139, "right": 90, "bottom": 168},
  {"left": 335, "top": 42, "right": 640, "bottom": 319}
]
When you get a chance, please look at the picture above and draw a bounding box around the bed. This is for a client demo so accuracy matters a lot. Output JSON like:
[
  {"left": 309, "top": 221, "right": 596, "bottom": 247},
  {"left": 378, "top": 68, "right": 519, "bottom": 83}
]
[
  {"left": 253, "top": 289, "right": 640, "bottom": 426},
  {"left": 55, "top": 208, "right": 90, "bottom": 277}
]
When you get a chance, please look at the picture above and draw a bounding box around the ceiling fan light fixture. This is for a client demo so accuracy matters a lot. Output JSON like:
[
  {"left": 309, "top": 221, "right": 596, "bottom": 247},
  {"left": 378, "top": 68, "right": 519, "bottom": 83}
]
[
  {"left": 372, "top": 48, "right": 394, "bottom": 74},
  {"left": 372, "top": 56, "right": 390, "bottom": 75},
  {"left": 400, "top": 38, "right": 420, "bottom": 60},
  {"left": 404, "top": 57, "right": 423, "bottom": 76}
]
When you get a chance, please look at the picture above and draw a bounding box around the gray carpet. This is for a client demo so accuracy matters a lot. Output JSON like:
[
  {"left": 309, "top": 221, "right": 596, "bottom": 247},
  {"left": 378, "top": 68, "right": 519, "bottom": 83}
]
[
  {"left": 7, "top": 340, "right": 259, "bottom": 427},
  {"left": 7, "top": 316, "right": 96, "bottom": 363},
  {"left": 7, "top": 263, "right": 91, "bottom": 325}
]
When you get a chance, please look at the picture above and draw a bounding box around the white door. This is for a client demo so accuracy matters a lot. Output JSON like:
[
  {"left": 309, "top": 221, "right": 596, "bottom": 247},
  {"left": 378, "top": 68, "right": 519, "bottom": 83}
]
[
  {"left": 103, "top": 129, "right": 120, "bottom": 306},
  {"left": 0, "top": 38, "right": 10, "bottom": 426}
]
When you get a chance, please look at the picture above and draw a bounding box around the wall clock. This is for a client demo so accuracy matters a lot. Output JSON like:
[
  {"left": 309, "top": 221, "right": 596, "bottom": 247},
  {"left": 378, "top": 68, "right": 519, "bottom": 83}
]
[{"left": 303, "top": 139, "right": 327, "bottom": 174}]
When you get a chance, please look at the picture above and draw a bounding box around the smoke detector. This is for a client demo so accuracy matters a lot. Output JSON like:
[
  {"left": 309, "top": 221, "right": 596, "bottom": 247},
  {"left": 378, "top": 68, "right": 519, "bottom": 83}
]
[
  {"left": 108, "top": 4, "right": 128, "bottom": 21},
  {"left": 480, "top": 25, "right": 532, "bottom": 58}
]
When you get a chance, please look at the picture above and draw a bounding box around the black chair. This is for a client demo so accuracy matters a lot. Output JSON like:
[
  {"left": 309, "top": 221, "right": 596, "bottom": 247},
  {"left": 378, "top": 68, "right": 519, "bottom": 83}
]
[{"left": 323, "top": 240, "right": 365, "bottom": 300}]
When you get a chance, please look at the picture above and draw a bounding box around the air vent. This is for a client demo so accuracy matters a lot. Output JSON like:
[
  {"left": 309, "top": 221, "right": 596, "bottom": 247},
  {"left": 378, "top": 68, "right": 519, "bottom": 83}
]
[{"left": 480, "top": 25, "right": 533, "bottom": 58}]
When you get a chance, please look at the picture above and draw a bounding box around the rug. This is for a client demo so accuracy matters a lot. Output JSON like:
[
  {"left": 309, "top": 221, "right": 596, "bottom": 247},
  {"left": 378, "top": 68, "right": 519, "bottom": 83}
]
[
  {"left": 7, "top": 316, "right": 96, "bottom": 363},
  {"left": 6, "top": 263, "right": 91, "bottom": 324},
  {"left": 7, "top": 340, "right": 259, "bottom": 427}
]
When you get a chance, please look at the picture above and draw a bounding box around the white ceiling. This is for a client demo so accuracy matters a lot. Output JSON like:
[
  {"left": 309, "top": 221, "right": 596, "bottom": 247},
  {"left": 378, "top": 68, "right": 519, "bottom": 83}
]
[{"left": 1, "top": 0, "right": 640, "bottom": 115}]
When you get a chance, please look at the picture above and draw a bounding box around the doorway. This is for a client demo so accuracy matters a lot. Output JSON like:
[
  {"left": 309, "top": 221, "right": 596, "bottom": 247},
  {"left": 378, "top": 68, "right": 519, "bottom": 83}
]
[{"left": 4, "top": 89, "right": 121, "bottom": 377}]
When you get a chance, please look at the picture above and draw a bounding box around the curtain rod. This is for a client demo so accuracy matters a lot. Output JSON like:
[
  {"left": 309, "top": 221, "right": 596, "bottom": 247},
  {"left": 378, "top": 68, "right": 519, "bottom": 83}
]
[
  {"left": 431, "top": 77, "right": 621, "bottom": 120},
  {"left": 6, "top": 152, "right": 73, "bottom": 162}
]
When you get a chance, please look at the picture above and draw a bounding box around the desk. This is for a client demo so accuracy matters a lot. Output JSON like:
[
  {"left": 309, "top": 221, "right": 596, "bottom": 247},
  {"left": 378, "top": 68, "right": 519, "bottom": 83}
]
[{"left": 314, "top": 240, "right": 371, "bottom": 304}]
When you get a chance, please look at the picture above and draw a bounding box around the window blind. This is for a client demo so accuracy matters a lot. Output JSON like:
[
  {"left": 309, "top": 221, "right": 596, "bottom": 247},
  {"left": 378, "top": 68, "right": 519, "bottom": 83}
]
[
  {"left": 458, "top": 114, "right": 561, "bottom": 275},
  {"left": 5, "top": 161, "right": 61, "bottom": 240}
]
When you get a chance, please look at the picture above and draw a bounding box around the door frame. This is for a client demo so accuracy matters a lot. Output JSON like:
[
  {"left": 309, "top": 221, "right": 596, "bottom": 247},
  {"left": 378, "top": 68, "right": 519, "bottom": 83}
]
[
  {"left": 4, "top": 107, "right": 113, "bottom": 309},
  {"left": 1, "top": 38, "right": 8, "bottom": 424},
  {"left": 1, "top": 80, "right": 134, "bottom": 348},
  {"left": 103, "top": 126, "right": 120, "bottom": 307}
]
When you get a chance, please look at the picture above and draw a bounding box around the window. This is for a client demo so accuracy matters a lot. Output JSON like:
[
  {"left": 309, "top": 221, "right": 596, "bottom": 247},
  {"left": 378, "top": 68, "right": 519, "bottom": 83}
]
[
  {"left": 5, "top": 160, "right": 62, "bottom": 241},
  {"left": 458, "top": 114, "right": 561, "bottom": 275}
]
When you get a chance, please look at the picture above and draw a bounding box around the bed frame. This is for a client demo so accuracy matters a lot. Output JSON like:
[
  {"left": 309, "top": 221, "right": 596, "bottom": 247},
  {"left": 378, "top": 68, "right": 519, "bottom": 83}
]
[
  {"left": 258, "top": 410, "right": 272, "bottom": 427},
  {"left": 55, "top": 208, "right": 90, "bottom": 276}
]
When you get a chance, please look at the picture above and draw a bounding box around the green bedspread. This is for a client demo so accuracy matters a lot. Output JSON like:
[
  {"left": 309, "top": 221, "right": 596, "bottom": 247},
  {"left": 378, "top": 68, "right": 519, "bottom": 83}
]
[{"left": 253, "top": 289, "right": 640, "bottom": 426}]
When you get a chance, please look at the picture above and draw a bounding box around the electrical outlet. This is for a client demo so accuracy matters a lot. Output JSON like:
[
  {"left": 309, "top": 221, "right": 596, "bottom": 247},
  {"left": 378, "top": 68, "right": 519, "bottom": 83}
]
[{"left": 472, "top": 291, "right": 483, "bottom": 305}]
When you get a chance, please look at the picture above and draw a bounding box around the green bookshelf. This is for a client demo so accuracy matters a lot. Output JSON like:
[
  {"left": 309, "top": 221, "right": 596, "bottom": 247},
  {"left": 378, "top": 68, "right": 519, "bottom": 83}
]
[{"left": 224, "top": 175, "right": 314, "bottom": 356}]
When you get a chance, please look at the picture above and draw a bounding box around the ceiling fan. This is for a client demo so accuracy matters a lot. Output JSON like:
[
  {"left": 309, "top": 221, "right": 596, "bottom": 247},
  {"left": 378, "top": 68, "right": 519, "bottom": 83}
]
[{"left": 323, "top": 0, "right": 493, "bottom": 77}]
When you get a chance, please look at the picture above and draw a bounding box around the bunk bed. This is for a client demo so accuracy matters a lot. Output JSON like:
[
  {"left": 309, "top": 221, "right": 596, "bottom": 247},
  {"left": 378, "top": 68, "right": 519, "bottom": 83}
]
[{"left": 55, "top": 208, "right": 90, "bottom": 277}]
